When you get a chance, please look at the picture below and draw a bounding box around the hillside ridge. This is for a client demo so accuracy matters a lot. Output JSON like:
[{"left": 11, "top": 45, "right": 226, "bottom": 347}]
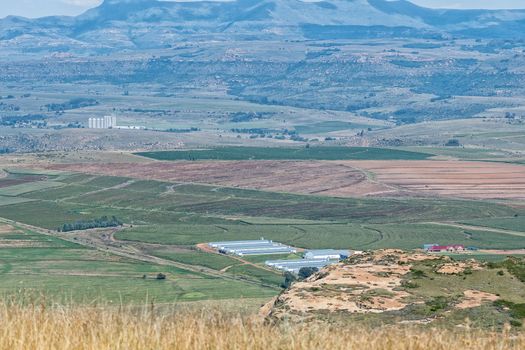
[{"left": 2, "top": 0, "right": 525, "bottom": 52}]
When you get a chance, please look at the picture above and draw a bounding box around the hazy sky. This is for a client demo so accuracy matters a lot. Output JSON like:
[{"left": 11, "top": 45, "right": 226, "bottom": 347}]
[{"left": 1, "top": 0, "right": 525, "bottom": 19}]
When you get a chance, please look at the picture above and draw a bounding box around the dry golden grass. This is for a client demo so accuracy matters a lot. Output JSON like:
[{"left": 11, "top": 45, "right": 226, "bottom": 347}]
[{"left": 0, "top": 301, "right": 524, "bottom": 350}]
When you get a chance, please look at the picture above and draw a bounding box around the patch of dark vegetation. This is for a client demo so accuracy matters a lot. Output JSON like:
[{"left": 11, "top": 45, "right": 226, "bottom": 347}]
[
  {"left": 305, "top": 48, "right": 340, "bottom": 60},
  {"left": 298, "top": 267, "right": 319, "bottom": 280},
  {"left": 59, "top": 216, "right": 123, "bottom": 232},
  {"left": 390, "top": 60, "right": 428, "bottom": 68},
  {"left": 425, "top": 296, "right": 450, "bottom": 312},
  {"left": 46, "top": 98, "right": 99, "bottom": 112},
  {"left": 281, "top": 271, "right": 296, "bottom": 289},
  {"left": 229, "top": 112, "right": 274, "bottom": 122},
  {"left": 0, "top": 114, "right": 48, "bottom": 126},
  {"left": 410, "top": 269, "right": 427, "bottom": 279},
  {"left": 164, "top": 127, "right": 200, "bottom": 133},
  {"left": 445, "top": 139, "right": 461, "bottom": 147}
]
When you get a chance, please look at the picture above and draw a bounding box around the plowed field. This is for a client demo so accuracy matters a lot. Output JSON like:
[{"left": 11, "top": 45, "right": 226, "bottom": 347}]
[{"left": 45, "top": 159, "right": 525, "bottom": 200}]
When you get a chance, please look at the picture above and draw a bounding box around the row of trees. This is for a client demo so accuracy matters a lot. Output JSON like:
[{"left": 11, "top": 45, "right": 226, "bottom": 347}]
[
  {"left": 46, "top": 98, "right": 99, "bottom": 112},
  {"left": 58, "top": 216, "right": 123, "bottom": 232}
]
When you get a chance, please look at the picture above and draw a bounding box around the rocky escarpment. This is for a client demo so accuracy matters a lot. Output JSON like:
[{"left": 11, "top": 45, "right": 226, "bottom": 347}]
[{"left": 265, "top": 250, "right": 525, "bottom": 328}]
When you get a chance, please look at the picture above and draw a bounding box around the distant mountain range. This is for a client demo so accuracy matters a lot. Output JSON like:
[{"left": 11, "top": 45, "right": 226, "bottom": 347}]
[{"left": 2, "top": 0, "right": 525, "bottom": 52}]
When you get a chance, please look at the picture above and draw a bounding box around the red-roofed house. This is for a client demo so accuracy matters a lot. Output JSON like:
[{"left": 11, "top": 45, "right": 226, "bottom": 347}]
[{"left": 427, "top": 244, "right": 465, "bottom": 253}]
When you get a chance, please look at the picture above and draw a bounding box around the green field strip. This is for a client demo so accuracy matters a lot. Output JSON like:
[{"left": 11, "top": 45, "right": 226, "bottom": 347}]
[
  {"left": 135, "top": 146, "right": 432, "bottom": 161},
  {"left": 0, "top": 181, "right": 65, "bottom": 196},
  {"left": 0, "top": 196, "right": 36, "bottom": 207}
]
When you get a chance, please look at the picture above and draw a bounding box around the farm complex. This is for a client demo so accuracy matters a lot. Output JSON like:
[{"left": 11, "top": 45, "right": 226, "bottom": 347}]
[{"left": 207, "top": 239, "right": 351, "bottom": 274}]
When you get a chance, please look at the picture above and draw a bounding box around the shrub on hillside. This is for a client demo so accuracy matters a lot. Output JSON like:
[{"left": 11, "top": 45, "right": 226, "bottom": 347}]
[
  {"left": 281, "top": 272, "right": 296, "bottom": 289},
  {"left": 298, "top": 267, "right": 319, "bottom": 280}
]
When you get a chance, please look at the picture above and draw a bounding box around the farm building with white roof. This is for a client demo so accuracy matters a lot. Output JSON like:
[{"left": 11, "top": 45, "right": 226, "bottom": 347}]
[{"left": 304, "top": 249, "right": 351, "bottom": 260}]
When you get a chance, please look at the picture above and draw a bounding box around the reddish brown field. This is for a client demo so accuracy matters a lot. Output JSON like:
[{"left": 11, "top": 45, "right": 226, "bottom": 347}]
[
  {"left": 0, "top": 174, "right": 47, "bottom": 188},
  {"left": 45, "top": 159, "right": 525, "bottom": 200},
  {"left": 341, "top": 160, "right": 525, "bottom": 200},
  {"left": 46, "top": 161, "right": 395, "bottom": 197}
]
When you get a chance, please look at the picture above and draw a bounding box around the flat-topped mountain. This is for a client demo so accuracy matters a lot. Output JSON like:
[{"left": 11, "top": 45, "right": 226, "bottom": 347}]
[{"left": 2, "top": 0, "right": 525, "bottom": 52}]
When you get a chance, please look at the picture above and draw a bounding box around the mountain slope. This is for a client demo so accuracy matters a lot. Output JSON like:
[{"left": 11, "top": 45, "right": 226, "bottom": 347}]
[{"left": 1, "top": 0, "right": 525, "bottom": 52}]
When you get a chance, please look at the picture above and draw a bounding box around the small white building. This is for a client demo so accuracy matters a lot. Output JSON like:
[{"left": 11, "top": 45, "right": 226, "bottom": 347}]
[{"left": 304, "top": 249, "right": 350, "bottom": 260}]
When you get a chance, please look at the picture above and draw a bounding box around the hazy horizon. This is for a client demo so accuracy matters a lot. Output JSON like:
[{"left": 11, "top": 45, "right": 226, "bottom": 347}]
[{"left": 2, "top": 0, "right": 525, "bottom": 19}]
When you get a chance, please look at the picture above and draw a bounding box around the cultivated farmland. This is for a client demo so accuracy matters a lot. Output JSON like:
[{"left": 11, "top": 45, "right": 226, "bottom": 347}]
[
  {"left": 135, "top": 146, "right": 432, "bottom": 161},
  {"left": 0, "top": 221, "right": 277, "bottom": 304},
  {"left": 343, "top": 160, "right": 525, "bottom": 200},
  {"left": 46, "top": 160, "right": 393, "bottom": 198},
  {"left": 46, "top": 157, "right": 525, "bottom": 200},
  {"left": 1, "top": 165, "right": 525, "bottom": 304}
]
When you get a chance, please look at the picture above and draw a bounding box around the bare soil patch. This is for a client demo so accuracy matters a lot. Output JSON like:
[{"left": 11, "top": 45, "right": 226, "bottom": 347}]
[
  {"left": 0, "top": 224, "right": 16, "bottom": 234},
  {"left": 456, "top": 290, "right": 499, "bottom": 309},
  {"left": 436, "top": 260, "right": 483, "bottom": 275}
]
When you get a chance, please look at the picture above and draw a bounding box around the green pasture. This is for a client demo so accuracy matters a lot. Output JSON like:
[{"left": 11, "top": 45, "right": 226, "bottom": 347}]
[
  {"left": 117, "top": 222, "right": 525, "bottom": 250},
  {"left": 0, "top": 170, "right": 522, "bottom": 237},
  {"left": 460, "top": 216, "right": 525, "bottom": 233},
  {"left": 135, "top": 146, "right": 432, "bottom": 161},
  {"left": 0, "top": 196, "right": 35, "bottom": 206},
  {"left": 410, "top": 261, "right": 525, "bottom": 304},
  {"left": 147, "top": 248, "right": 239, "bottom": 271},
  {"left": 228, "top": 265, "right": 284, "bottom": 286},
  {"left": 294, "top": 121, "right": 376, "bottom": 134},
  {"left": 0, "top": 181, "right": 64, "bottom": 196},
  {"left": 3, "top": 174, "right": 520, "bottom": 230},
  {"left": 0, "top": 224, "right": 277, "bottom": 304}
]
